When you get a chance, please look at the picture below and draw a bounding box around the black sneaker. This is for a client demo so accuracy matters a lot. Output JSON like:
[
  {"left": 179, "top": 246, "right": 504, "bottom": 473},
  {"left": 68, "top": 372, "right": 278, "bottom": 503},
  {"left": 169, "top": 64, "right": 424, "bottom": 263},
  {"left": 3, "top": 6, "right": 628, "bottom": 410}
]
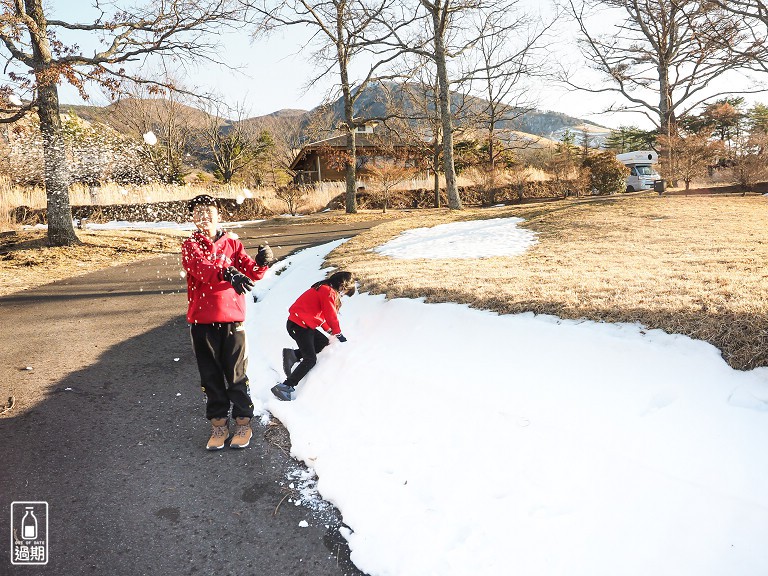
[
  {"left": 282, "top": 348, "right": 298, "bottom": 377},
  {"left": 271, "top": 383, "right": 295, "bottom": 401}
]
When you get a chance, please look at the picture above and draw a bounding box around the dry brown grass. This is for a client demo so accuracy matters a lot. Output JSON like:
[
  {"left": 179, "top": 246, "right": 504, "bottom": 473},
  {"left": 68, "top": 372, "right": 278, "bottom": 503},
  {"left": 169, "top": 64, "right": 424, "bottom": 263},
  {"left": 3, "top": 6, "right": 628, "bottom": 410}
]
[
  {"left": 0, "top": 228, "right": 184, "bottom": 297},
  {"left": 326, "top": 194, "right": 768, "bottom": 371}
]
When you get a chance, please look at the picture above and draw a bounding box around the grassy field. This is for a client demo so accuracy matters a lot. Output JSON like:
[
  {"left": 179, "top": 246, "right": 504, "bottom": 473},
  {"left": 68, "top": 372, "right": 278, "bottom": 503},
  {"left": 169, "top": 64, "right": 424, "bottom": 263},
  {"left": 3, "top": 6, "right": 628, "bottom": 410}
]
[{"left": 326, "top": 193, "right": 768, "bottom": 371}]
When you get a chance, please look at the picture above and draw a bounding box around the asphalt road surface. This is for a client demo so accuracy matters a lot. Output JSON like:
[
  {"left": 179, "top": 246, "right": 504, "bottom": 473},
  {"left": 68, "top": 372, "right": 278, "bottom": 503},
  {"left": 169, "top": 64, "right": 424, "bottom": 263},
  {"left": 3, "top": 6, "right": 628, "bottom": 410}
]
[{"left": 0, "top": 219, "right": 384, "bottom": 576}]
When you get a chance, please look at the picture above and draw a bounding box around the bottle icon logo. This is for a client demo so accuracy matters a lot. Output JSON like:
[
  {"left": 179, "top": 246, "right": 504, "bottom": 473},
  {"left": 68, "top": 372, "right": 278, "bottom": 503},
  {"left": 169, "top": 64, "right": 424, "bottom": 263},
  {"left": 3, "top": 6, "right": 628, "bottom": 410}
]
[
  {"left": 21, "top": 507, "right": 37, "bottom": 540},
  {"left": 11, "top": 501, "right": 48, "bottom": 565}
]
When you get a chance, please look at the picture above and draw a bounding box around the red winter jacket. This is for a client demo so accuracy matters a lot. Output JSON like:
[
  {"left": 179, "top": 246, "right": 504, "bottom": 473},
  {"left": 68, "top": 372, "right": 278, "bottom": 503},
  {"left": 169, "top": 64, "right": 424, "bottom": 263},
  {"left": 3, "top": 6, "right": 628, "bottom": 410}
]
[
  {"left": 181, "top": 230, "right": 267, "bottom": 324},
  {"left": 288, "top": 285, "right": 342, "bottom": 335}
]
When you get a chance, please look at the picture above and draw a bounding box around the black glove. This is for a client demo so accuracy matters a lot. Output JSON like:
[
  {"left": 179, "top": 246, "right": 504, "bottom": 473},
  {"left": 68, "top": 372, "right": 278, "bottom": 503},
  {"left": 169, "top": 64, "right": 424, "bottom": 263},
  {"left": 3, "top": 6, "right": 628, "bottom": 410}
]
[
  {"left": 335, "top": 333, "right": 347, "bottom": 343},
  {"left": 256, "top": 244, "right": 274, "bottom": 267},
  {"left": 222, "top": 266, "right": 254, "bottom": 295}
]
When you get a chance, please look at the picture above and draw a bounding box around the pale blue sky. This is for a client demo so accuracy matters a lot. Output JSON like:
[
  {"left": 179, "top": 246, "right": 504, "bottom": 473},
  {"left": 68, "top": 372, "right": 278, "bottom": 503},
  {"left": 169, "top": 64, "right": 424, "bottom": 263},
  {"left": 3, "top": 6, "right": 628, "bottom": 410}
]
[
  {"left": 40, "top": 1, "right": 767, "bottom": 129},
  {"left": 44, "top": 0, "right": 630, "bottom": 125}
]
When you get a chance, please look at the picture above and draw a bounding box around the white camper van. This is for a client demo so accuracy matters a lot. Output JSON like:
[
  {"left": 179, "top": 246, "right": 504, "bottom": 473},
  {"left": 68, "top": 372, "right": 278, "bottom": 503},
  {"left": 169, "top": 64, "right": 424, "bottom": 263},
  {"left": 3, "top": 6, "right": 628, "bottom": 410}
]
[{"left": 616, "top": 150, "right": 660, "bottom": 192}]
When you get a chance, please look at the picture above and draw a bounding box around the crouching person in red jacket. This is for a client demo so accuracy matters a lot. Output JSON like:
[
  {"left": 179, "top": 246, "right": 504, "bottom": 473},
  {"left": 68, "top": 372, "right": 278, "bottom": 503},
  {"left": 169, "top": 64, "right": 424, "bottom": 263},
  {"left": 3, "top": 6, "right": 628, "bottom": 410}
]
[
  {"left": 182, "top": 194, "right": 273, "bottom": 450},
  {"left": 271, "top": 271, "right": 356, "bottom": 401}
]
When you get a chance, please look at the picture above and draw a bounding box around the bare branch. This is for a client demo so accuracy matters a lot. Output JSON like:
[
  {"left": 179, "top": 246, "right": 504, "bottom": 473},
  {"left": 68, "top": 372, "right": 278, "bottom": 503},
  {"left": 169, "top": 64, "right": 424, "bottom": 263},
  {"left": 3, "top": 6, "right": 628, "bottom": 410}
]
[{"left": 562, "top": 0, "right": 765, "bottom": 133}]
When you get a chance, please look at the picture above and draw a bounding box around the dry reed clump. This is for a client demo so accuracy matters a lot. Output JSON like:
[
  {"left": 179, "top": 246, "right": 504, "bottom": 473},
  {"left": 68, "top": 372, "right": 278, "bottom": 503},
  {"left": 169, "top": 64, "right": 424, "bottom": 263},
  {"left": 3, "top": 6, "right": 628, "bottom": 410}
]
[
  {"left": 326, "top": 194, "right": 768, "bottom": 371},
  {"left": 0, "top": 180, "right": 353, "bottom": 228}
]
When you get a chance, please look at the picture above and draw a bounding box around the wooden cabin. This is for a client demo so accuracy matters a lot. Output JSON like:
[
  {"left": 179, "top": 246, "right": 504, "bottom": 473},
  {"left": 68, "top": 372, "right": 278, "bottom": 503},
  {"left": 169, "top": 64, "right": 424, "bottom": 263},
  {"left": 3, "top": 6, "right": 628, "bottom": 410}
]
[{"left": 289, "top": 123, "right": 424, "bottom": 184}]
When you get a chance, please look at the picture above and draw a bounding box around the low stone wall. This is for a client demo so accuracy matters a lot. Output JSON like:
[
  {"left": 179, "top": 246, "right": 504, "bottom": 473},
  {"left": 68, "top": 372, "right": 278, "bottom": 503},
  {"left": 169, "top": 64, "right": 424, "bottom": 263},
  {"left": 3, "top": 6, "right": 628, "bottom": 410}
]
[
  {"left": 10, "top": 198, "right": 269, "bottom": 226},
  {"left": 327, "top": 180, "right": 579, "bottom": 210},
  {"left": 663, "top": 182, "right": 768, "bottom": 195}
]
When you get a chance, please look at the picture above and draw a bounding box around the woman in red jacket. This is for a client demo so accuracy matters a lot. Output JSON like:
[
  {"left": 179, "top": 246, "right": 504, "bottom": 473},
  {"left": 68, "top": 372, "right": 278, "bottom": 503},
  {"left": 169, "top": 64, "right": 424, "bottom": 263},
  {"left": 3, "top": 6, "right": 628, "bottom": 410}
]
[
  {"left": 182, "top": 194, "right": 272, "bottom": 449},
  {"left": 271, "top": 271, "right": 355, "bottom": 401}
]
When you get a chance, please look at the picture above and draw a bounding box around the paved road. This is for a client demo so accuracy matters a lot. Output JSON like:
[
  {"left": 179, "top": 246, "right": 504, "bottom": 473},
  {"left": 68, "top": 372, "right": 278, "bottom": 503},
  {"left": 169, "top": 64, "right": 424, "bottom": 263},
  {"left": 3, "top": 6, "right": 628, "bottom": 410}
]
[{"left": 0, "top": 219, "right": 381, "bottom": 576}]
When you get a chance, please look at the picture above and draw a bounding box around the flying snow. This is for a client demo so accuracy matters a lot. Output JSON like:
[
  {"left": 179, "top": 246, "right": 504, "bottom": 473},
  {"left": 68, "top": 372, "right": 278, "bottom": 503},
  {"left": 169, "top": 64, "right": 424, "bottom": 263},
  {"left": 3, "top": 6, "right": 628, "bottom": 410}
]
[{"left": 142, "top": 131, "right": 158, "bottom": 146}]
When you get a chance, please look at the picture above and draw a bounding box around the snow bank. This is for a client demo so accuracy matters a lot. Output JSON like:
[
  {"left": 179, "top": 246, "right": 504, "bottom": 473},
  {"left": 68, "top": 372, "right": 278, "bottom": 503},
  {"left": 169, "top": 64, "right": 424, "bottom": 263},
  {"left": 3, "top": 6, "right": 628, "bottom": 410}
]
[{"left": 243, "top": 224, "right": 768, "bottom": 576}]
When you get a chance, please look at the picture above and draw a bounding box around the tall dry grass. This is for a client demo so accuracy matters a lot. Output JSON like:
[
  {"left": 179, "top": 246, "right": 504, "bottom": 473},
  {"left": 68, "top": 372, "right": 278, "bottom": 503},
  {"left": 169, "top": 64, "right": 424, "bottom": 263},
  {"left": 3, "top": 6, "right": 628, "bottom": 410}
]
[
  {"left": 0, "top": 175, "right": 44, "bottom": 226},
  {"left": 0, "top": 179, "right": 346, "bottom": 227},
  {"left": 327, "top": 194, "right": 768, "bottom": 370},
  {"left": 357, "top": 174, "right": 477, "bottom": 192},
  {"left": 261, "top": 181, "right": 346, "bottom": 215}
]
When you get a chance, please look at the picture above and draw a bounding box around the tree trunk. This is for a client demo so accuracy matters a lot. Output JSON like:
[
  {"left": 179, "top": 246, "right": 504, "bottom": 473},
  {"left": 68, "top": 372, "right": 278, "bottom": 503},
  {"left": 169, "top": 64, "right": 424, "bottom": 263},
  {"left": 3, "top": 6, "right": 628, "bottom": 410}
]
[
  {"left": 344, "top": 128, "right": 357, "bottom": 213},
  {"left": 38, "top": 75, "right": 78, "bottom": 246},
  {"left": 339, "top": 46, "right": 357, "bottom": 214},
  {"left": 659, "top": 66, "right": 679, "bottom": 188},
  {"left": 487, "top": 127, "right": 495, "bottom": 171},
  {"left": 25, "top": 0, "right": 77, "bottom": 245},
  {"left": 432, "top": 142, "right": 441, "bottom": 208},
  {"left": 432, "top": 9, "right": 461, "bottom": 210}
]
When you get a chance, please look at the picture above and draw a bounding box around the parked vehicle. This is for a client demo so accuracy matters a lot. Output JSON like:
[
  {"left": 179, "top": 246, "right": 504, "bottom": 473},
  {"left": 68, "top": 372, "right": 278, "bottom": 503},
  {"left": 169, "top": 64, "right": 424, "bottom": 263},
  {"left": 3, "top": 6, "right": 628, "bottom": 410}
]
[{"left": 616, "top": 150, "right": 660, "bottom": 192}]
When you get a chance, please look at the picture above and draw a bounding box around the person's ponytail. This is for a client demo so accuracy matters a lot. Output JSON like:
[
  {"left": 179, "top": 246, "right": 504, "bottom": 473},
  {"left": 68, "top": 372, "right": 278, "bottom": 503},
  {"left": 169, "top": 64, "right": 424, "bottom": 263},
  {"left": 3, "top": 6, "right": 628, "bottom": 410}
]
[{"left": 311, "top": 271, "right": 354, "bottom": 294}]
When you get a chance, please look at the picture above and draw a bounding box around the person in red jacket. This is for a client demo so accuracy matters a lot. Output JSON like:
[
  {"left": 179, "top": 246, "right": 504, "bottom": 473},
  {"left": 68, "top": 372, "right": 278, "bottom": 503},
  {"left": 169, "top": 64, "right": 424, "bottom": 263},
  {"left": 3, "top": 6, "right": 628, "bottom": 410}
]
[
  {"left": 271, "top": 271, "right": 356, "bottom": 401},
  {"left": 181, "top": 194, "right": 273, "bottom": 450}
]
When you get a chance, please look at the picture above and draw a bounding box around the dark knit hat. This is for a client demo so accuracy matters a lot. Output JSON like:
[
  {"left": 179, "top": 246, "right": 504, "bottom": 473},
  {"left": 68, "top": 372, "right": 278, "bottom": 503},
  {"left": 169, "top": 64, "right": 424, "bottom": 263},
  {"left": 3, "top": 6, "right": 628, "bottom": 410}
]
[{"left": 188, "top": 194, "right": 218, "bottom": 214}]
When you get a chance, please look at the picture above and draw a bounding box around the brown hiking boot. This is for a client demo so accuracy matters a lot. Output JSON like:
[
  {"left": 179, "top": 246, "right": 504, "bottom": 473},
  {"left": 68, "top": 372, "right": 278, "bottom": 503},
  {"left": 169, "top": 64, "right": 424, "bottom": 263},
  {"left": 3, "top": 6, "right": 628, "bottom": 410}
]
[
  {"left": 230, "top": 417, "right": 252, "bottom": 449},
  {"left": 206, "top": 418, "right": 229, "bottom": 451}
]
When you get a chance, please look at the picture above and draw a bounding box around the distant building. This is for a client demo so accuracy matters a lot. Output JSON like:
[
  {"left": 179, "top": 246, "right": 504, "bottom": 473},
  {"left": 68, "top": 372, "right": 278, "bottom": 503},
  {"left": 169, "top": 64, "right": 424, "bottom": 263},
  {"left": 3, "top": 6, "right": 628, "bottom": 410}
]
[{"left": 289, "top": 122, "right": 425, "bottom": 184}]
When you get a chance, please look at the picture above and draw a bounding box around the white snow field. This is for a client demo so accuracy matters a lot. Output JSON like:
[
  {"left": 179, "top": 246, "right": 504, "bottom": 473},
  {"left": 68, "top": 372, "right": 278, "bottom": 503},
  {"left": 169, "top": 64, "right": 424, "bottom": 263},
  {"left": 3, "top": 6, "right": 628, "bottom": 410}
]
[{"left": 242, "top": 220, "right": 768, "bottom": 576}]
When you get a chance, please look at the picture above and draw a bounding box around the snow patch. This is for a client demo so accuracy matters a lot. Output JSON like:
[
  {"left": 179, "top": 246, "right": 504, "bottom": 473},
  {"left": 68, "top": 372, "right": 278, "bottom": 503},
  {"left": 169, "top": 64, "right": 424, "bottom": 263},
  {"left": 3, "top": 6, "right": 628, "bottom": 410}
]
[{"left": 374, "top": 217, "right": 537, "bottom": 259}]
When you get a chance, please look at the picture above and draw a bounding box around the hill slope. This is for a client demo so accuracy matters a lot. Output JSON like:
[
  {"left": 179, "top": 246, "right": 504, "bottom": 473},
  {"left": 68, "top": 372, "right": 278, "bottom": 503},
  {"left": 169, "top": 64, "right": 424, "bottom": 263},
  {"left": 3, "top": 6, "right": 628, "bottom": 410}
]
[{"left": 61, "top": 82, "right": 608, "bottom": 146}]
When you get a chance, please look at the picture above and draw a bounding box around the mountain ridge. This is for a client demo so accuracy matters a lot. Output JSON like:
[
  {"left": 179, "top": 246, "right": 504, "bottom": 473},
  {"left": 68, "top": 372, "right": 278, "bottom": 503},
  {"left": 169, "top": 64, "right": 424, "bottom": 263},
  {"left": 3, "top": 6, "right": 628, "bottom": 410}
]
[{"left": 60, "top": 82, "right": 611, "bottom": 144}]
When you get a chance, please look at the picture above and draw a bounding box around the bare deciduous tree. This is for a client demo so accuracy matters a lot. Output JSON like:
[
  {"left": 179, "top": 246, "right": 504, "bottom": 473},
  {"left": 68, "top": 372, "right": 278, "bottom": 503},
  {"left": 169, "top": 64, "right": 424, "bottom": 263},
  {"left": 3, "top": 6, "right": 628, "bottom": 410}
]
[
  {"left": 380, "top": 0, "right": 544, "bottom": 210},
  {"left": 377, "top": 62, "right": 474, "bottom": 207},
  {"left": 563, "top": 0, "right": 762, "bottom": 139},
  {"left": 657, "top": 130, "right": 723, "bottom": 191},
  {"left": 258, "top": 106, "right": 336, "bottom": 187},
  {"left": 0, "top": 0, "right": 241, "bottom": 245},
  {"left": 111, "top": 86, "right": 204, "bottom": 185},
  {"left": 253, "top": 0, "right": 410, "bottom": 213},
  {"left": 199, "top": 101, "right": 274, "bottom": 184},
  {"left": 259, "top": 115, "right": 306, "bottom": 186},
  {"left": 367, "top": 159, "right": 416, "bottom": 211},
  {"left": 383, "top": 67, "right": 453, "bottom": 207},
  {"left": 276, "top": 184, "right": 308, "bottom": 215},
  {"left": 730, "top": 132, "right": 768, "bottom": 193},
  {"left": 463, "top": 5, "right": 550, "bottom": 172}
]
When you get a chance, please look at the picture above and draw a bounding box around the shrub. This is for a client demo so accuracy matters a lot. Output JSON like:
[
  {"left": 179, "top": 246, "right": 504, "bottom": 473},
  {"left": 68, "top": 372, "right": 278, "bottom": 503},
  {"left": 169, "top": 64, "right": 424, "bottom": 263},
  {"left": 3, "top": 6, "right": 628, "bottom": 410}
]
[{"left": 582, "top": 152, "right": 630, "bottom": 195}]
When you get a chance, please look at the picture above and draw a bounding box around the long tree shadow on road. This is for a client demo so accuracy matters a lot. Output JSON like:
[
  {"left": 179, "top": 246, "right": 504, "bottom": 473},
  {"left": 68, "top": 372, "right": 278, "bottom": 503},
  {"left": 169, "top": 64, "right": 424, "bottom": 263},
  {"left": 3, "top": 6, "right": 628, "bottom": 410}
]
[{"left": 0, "top": 316, "right": 366, "bottom": 576}]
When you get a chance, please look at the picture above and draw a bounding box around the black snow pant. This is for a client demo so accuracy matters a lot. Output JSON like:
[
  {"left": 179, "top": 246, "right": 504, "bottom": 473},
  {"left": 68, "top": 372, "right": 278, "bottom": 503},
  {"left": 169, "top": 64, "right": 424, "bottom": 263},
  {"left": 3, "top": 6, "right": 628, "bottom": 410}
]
[
  {"left": 190, "top": 322, "right": 254, "bottom": 420},
  {"left": 284, "top": 319, "right": 330, "bottom": 387}
]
